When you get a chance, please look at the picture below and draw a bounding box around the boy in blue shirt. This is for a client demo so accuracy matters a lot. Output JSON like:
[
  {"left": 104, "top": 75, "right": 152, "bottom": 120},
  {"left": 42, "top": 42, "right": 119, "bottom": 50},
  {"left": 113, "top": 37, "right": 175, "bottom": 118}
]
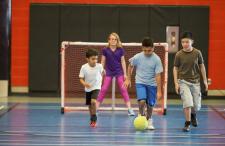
[{"left": 124, "top": 37, "right": 163, "bottom": 130}]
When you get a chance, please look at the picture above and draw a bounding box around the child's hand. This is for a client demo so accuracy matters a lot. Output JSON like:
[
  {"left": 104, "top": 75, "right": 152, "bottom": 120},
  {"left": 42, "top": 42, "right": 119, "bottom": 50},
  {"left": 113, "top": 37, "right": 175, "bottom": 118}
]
[
  {"left": 123, "top": 78, "right": 131, "bottom": 89},
  {"left": 203, "top": 81, "right": 208, "bottom": 92},
  {"left": 84, "top": 83, "right": 92, "bottom": 88},
  {"left": 123, "top": 75, "right": 127, "bottom": 80}
]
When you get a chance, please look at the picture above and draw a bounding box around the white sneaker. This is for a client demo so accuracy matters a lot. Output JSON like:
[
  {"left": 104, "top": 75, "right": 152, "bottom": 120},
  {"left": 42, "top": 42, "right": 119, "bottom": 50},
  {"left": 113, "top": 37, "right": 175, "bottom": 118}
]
[
  {"left": 147, "top": 119, "right": 155, "bottom": 130},
  {"left": 128, "top": 109, "right": 135, "bottom": 116}
]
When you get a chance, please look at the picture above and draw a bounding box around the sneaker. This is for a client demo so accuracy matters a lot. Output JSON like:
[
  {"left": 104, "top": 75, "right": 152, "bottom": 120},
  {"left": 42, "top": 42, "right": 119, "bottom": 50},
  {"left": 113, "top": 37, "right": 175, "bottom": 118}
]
[
  {"left": 146, "top": 119, "right": 155, "bottom": 130},
  {"left": 191, "top": 113, "right": 198, "bottom": 127},
  {"left": 183, "top": 121, "right": 191, "bottom": 132},
  {"left": 128, "top": 109, "right": 135, "bottom": 116},
  {"left": 90, "top": 121, "right": 97, "bottom": 128}
]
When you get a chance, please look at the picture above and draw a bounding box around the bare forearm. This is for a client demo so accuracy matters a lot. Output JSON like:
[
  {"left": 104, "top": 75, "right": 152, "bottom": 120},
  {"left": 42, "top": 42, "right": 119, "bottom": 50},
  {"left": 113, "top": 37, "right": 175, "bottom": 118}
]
[
  {"left": 127, "top": 64, "right": 134, "bottom": 80},
  {"left": 121, "top": 56, "right": 127, "bottom": 76},
  {"left": 156, "top": 74, "right": 162, "bottom": 92},
  {"left": 101, "top": 56, "right": 105, "bottom": 68},
  {"left": 200, "top": 64, "right": 208, "bottom": 91},
  {"left": 101, "top": 60, "right": 105, "bottom": 68},
  {"left": 122, "top": 60, "right": 127, "bottom": 76},
  {"left": 80, "top": 78, "right": 86, "bottom": 87},
  {"left": 173, "top": 67, "right": 178, "bottom": 84},
  {"left": 200, "top": 64, "right": 207, "bottom": 83},
  {"left": 173, "top": 67, "right": 180, "bottom": 94}
]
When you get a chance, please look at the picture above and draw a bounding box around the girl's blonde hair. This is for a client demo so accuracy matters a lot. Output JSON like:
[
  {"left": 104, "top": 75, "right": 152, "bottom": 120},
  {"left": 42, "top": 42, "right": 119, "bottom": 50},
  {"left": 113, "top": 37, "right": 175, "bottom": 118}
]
[{"left": 107, "top": 32, "right": 122, "bottom": 48}]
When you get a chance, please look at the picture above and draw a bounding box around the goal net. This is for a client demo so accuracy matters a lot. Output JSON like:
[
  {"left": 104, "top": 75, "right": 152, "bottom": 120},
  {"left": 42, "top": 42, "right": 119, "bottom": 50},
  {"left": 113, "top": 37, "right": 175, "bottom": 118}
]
[{"left": 61, "top": 42, "right": 168, "bottom": 115}]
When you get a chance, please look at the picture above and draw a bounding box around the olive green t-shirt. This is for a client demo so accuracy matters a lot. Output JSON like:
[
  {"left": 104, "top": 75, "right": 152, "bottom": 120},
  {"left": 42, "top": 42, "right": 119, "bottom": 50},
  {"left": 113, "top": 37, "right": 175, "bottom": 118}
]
[{"left": 174, "top": 48, "right": 204, "bottom": 83}]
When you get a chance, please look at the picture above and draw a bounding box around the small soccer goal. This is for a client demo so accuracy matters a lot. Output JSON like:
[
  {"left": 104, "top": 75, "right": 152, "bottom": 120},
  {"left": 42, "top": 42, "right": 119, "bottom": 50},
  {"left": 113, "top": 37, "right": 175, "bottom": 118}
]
[{"left": 61, "top": 42, "right": 168, "bottom": 115}]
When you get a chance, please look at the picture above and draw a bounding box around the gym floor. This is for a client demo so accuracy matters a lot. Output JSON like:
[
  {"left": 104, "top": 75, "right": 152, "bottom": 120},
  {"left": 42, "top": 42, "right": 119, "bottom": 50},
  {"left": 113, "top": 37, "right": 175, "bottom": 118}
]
[{"left": 0, "top": 97, "right": 224, "bottom": 146}]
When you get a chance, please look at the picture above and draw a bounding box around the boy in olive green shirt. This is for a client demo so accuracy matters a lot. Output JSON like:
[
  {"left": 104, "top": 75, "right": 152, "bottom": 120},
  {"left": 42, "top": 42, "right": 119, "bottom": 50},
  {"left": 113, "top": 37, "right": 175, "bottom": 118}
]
[{"left": 173, "top": 31, "right": 208, "bottom": 132}]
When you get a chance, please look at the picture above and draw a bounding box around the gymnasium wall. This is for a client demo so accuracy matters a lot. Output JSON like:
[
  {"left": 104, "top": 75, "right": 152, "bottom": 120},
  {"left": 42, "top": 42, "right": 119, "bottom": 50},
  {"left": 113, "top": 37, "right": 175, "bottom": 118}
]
[
  {"left": 11, "top": 0, "right": 225, "bottom": 95},
  {"left": 29, "top": 4, "right": 209, "bottom": 96}
]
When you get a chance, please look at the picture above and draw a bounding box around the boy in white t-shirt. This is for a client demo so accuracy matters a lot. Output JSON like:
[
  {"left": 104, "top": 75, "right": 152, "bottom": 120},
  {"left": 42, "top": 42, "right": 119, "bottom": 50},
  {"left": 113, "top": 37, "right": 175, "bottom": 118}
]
[{"left": 79, "top": 49, "right": 104, "bottom": 128}]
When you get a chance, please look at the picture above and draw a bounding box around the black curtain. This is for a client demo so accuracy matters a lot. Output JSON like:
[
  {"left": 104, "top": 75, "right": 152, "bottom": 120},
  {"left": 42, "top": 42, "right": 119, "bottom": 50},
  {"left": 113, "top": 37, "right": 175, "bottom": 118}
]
[{"left": 29, "top": 4, "right": 209, "bottom": 96}]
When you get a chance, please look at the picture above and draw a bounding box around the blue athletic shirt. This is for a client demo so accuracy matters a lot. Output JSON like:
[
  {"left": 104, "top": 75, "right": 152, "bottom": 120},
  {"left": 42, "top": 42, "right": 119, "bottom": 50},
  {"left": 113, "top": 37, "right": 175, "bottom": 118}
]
[{"left": 129, "top": 52, "right": 163, "bottom": 86}]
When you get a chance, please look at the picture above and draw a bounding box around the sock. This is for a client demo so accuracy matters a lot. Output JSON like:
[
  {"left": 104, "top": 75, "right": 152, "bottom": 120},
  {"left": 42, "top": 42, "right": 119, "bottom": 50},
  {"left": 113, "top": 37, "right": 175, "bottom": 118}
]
[
  {"left": 185, "top": 121, "right": 191, "bottom": 125},
  {"left": 90, "top": 114, "right": 97, "bottom": 122},
  {"left": 191, "top": 113, "right": 196, "bottom": 118}
]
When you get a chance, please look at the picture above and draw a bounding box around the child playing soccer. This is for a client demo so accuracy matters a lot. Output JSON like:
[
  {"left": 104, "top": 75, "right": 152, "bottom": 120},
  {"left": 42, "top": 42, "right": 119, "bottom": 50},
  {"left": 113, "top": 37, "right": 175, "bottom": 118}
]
[
  {"left": 124, "top": 37, "right": 163, "bottom": 130},
  {"left": 173, "top": 31, "right": 208, "bottom": 132},
  {"left": 96, "top": 32, "right": 135, "bottom": 116},
  {"left": 79, "top": 49, "right": 104, "bottom": 127}
]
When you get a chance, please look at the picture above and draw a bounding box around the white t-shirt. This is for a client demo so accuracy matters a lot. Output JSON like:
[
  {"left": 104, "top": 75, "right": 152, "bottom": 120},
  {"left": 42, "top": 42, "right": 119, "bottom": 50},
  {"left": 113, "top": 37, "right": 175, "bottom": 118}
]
[{"left": 79, "top": 63, "right": 104, "bottom": 92}]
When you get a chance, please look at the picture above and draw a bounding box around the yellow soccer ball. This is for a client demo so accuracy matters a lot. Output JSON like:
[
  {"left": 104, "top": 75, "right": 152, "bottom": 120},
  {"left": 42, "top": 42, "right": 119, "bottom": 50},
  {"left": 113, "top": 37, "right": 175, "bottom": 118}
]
[{"left": 133, "top": 116, "right": 148, "bottom": 131}]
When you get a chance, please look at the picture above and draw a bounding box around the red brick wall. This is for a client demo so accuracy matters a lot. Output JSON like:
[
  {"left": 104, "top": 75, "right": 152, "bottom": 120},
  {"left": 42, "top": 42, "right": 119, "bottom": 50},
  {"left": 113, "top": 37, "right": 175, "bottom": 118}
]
[{"left": 11, "top": 0, "right": 225, "bottom": 89}]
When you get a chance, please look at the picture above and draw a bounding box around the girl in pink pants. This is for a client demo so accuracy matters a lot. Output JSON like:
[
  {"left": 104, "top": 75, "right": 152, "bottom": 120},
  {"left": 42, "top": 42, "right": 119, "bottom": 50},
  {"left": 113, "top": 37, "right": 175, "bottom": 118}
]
[{"left": 96, "top": 32, "right": 135, "bottom": 116}]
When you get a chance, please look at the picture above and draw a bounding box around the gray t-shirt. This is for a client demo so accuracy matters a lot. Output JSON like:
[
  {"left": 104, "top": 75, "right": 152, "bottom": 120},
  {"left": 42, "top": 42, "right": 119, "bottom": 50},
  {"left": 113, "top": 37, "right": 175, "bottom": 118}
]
[{"left": 174, "top": 48, "right": 204, "bottom": 83}]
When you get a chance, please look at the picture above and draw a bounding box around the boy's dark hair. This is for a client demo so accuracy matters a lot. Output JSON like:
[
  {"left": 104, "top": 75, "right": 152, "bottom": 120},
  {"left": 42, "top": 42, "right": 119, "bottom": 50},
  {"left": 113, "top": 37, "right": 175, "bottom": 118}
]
[
  {"left": 86, "top": 49, "right": 98, "bottom": 58},
  {"left": 142, "top": 37, "right": 153, "bottom": 47},
  {"left": 181, "top": 31, "right": 193, "bottom": 40}
]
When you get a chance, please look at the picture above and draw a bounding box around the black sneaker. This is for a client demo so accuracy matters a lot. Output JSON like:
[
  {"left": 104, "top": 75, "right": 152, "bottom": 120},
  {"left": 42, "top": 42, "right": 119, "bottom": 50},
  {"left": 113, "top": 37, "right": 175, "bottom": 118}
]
[
  {"left": 191, "top": 113, "right": 198, "bottom": 127},
  {"left": 183, "top": 121, "right": 191, "bottom": 132}
]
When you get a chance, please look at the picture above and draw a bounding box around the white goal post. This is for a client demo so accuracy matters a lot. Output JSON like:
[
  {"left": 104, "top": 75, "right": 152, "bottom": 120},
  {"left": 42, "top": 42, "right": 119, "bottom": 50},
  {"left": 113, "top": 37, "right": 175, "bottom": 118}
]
[{"left": 61, "top": 42, "right": 168, "bottom": 115}]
